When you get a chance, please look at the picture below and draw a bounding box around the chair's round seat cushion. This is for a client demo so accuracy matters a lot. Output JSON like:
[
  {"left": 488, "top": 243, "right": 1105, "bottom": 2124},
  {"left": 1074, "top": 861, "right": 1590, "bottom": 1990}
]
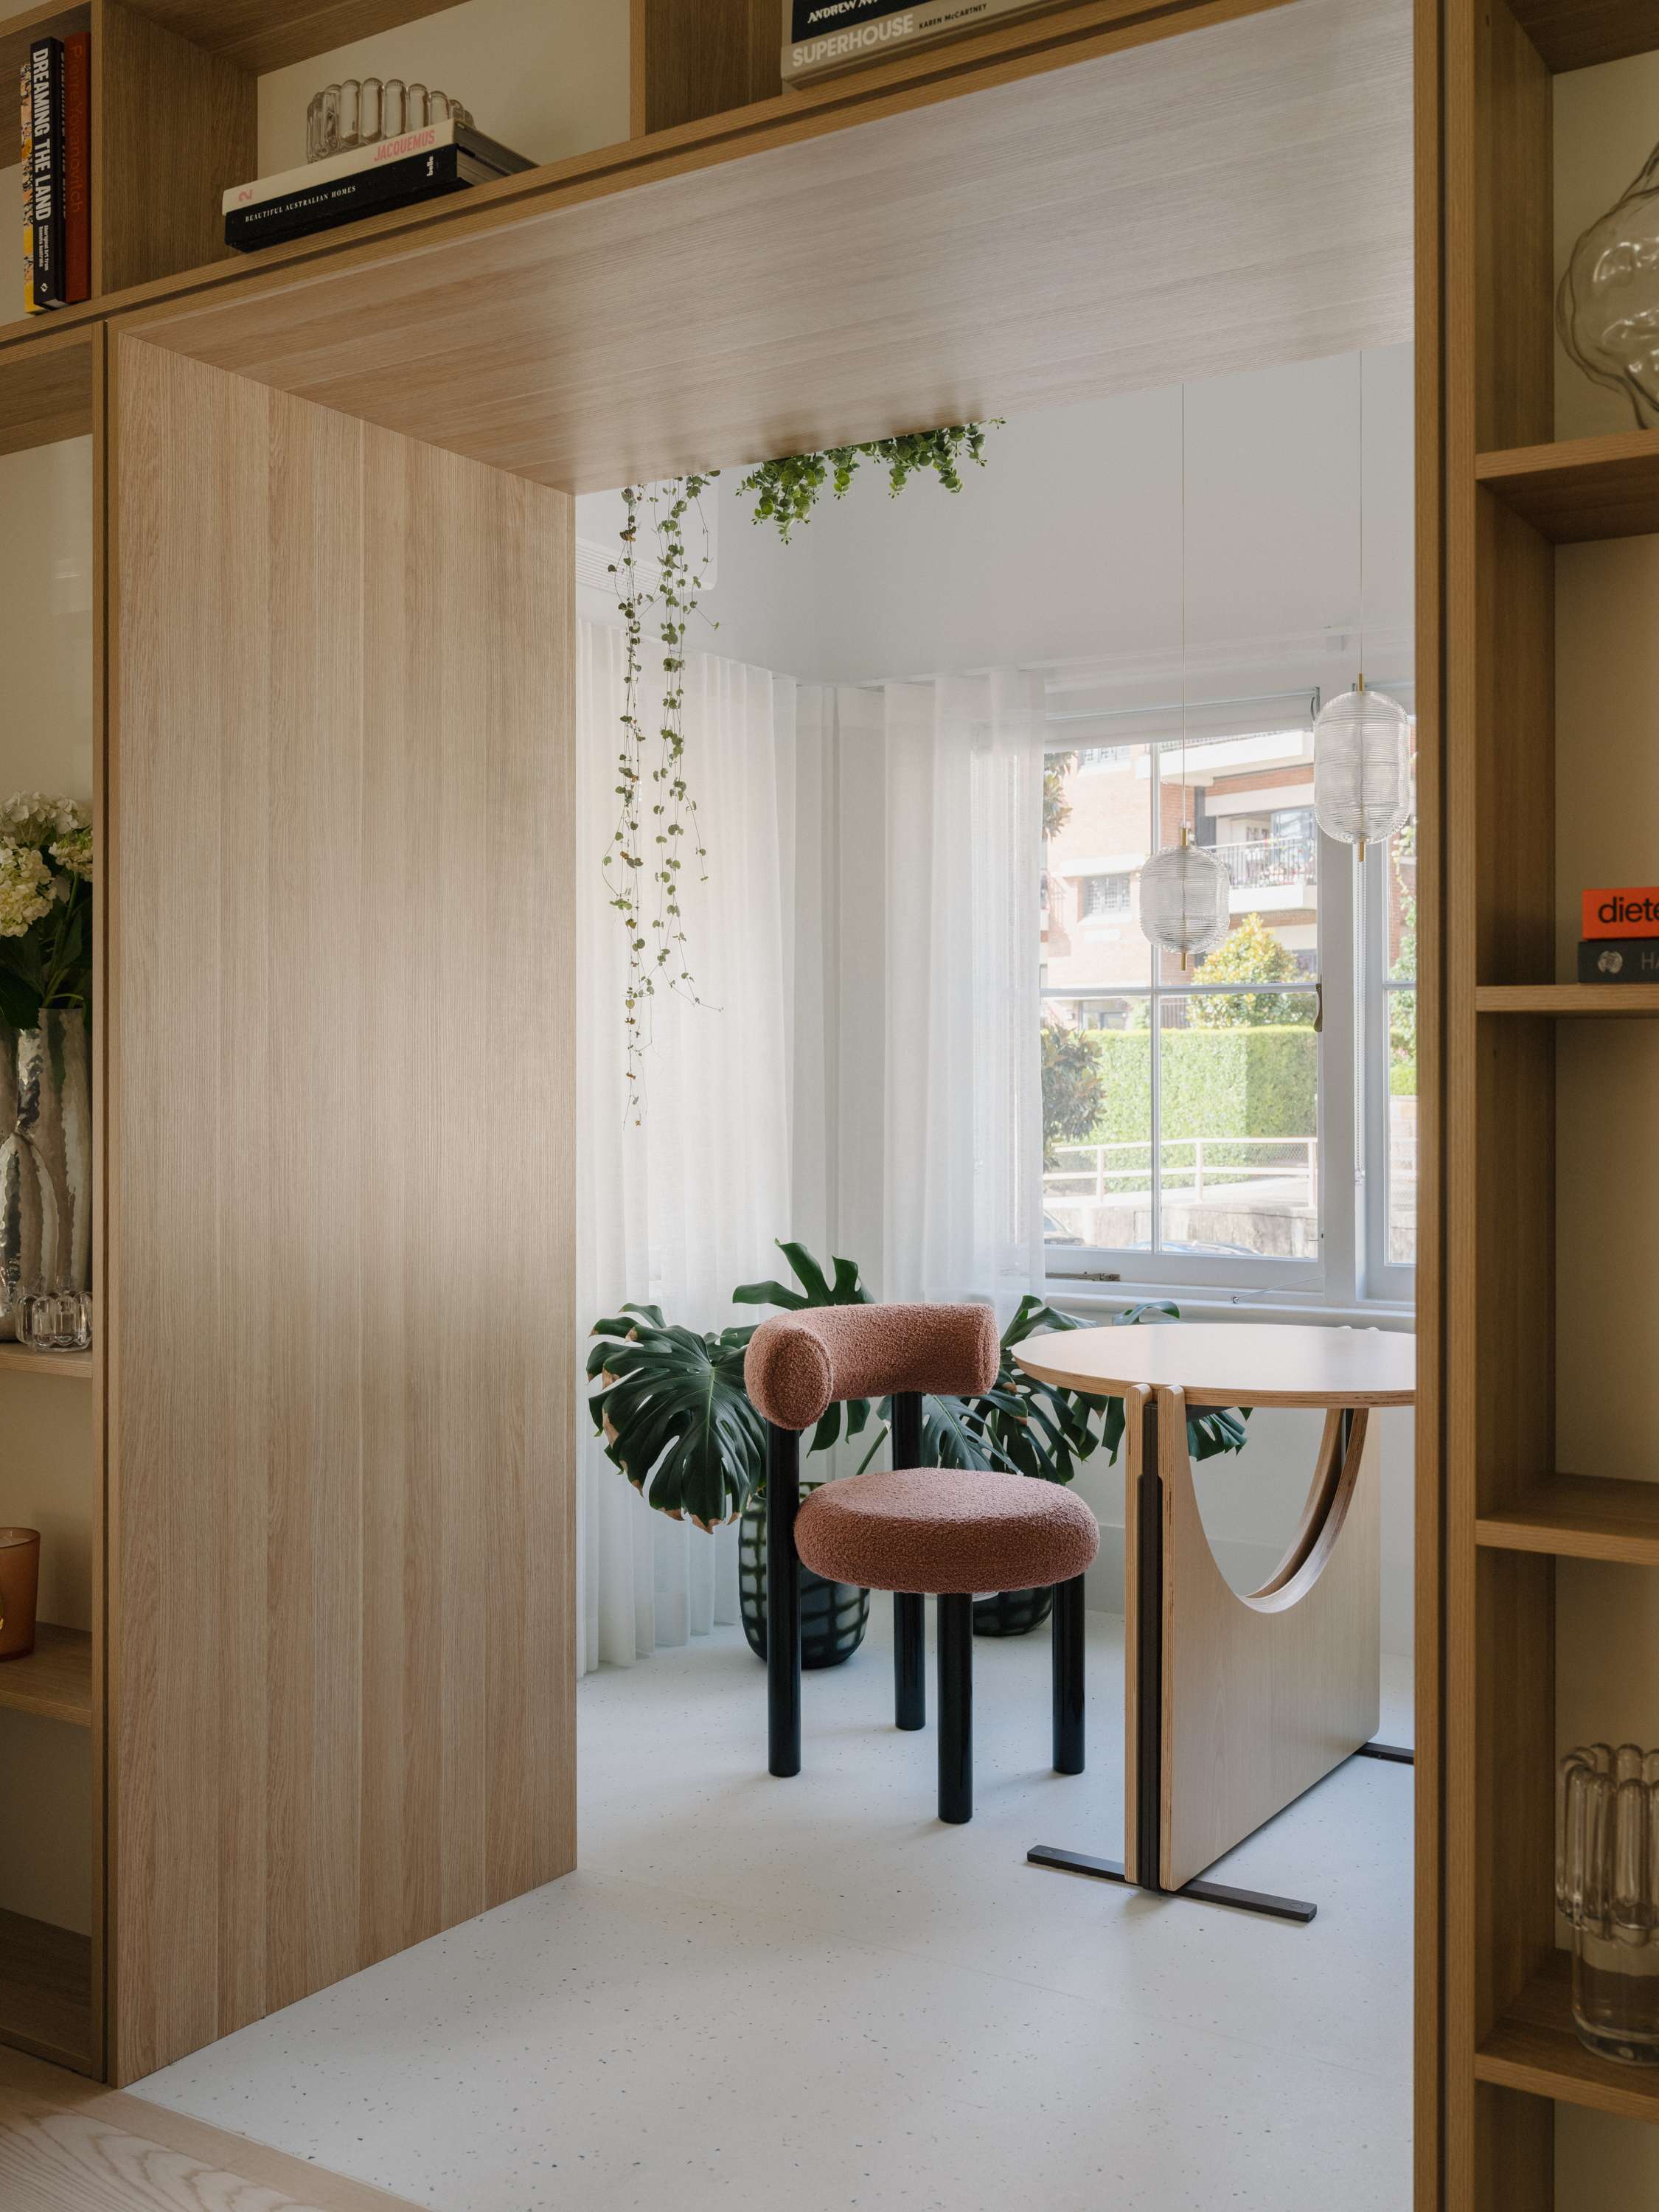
[{"left": 793, "top": 1467, "right": 1099, "bottom": 1596}]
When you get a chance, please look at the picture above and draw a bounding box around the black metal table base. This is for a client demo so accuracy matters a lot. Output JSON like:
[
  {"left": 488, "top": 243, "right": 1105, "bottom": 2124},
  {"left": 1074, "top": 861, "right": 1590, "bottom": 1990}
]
[
  {"left": 1354, "top": 1739, "right": 1415, "bottom": 1765},
  {"left": 1026, "top": 1844, "right": 1318, "bottom": 1924}
]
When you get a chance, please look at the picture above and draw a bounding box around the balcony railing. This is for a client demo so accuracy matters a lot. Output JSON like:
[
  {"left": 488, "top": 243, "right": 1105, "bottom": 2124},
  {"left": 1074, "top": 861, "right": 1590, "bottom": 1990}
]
[
  {"left": 1211, "top": 832, "right": 1317, "bottom": 890},
  {"left": 1045, "top": 1135, "right": 1318, "bottom": 1206}
]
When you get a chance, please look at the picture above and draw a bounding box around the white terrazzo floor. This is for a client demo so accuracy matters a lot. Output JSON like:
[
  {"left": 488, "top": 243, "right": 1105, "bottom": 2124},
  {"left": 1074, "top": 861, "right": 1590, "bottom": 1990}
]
[{"left": 133, "top": 1609, "right": 1414, "bottom": 2212}]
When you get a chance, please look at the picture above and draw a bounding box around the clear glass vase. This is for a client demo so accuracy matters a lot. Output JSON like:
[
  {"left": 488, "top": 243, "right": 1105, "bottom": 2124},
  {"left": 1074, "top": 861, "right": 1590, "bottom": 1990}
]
[
  {"left": 1557, "top": 1743, "right": 1659, "bottom": 2065},
  {"left": 1557, "top": 142, "right": 1659, "bottom": 429},
  {"left": 0, "top": 1010, "right": 92, "bottom": 1338}
]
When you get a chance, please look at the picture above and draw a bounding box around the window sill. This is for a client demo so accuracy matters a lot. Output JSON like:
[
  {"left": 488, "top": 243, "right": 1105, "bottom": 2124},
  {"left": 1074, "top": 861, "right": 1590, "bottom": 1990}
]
[{"left": 1042, "top": 1284, "right": 1415, "bottom": 1332}]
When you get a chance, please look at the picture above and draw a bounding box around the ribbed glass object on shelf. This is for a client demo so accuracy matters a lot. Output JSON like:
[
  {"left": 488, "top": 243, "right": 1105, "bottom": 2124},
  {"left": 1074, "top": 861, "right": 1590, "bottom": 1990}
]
[
  {"left": 307, "top": 80, "right": 475, "bottom": 162},
  {"left": 1557, "top": 1742, "right": 1659, "bottom": 2065}
]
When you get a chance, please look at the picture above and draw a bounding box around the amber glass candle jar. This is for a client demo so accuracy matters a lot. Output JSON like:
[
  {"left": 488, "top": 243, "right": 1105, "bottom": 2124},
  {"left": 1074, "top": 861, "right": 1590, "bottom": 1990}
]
[{"left": 0, "top": 1528, "right": 41, "bottom": 1660}]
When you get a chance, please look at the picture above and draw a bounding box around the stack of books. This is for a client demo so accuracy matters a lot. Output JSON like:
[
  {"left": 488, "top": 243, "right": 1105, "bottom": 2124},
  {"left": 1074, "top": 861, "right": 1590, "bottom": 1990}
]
[
  {"left": 1579, "top": 886, "right": 1659, "bottom": 982},
  {"left": 223, "top": 120, "right": 532, "bottom": 252},
  {"left": 19, "top": 33, "right": 91, "bottom": 315}
]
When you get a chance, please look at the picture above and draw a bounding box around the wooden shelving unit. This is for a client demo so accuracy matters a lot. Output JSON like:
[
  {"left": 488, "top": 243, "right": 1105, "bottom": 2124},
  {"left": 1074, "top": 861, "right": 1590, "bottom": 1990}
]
[
  {"left": 1442, "top": 0, "right": 1659, "bottom": 2202},
  {"left": 0, "top": 318, "right": 100, "bottom": 2085},
  {"left": 0, "top": 0, "right": 779, "bottom": 349},
  {"left": 0, "top": 1627, "right": 93, "bottom": 1727}
]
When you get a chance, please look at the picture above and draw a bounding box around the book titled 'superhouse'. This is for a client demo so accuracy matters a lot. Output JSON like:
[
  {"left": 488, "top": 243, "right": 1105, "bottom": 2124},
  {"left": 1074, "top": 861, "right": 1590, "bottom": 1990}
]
[{"left": 781, "top": 0, "right": 1057, "bottom": 80}]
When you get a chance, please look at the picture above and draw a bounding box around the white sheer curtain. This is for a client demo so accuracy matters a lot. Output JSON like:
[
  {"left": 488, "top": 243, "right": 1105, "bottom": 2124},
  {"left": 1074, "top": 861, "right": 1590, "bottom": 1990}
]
[
  {"left": 794, "top": 670, "right": 1048, "bottom": 1315},
  {"left": 881, "top": 672, "right": 1047, "bottom": 1314},
  {"left": 575, "top": 622, "right": 796, "bottom": 1674}
]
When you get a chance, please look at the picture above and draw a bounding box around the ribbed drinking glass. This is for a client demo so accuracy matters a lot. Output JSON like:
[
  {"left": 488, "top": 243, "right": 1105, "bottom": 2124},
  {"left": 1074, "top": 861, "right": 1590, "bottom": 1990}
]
[{"left": 1558, "top": 1742, "right": 1659, "bottom": 2065}]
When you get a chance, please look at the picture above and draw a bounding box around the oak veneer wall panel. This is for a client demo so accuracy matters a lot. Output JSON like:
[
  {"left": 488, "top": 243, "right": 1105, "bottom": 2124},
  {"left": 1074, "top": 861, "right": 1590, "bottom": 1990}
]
[
  {"left": 95, "top": 0, "right": 258, "bottom": 296},
  {"left": 108, "top": 336, "right": 574, "bottom": 2084}
]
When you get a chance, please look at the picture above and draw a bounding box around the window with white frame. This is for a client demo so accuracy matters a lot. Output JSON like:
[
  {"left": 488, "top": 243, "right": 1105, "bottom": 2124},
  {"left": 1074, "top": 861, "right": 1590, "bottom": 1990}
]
[{"left": 1040, "top": 694, "right": 1413, "bottom": 1305}]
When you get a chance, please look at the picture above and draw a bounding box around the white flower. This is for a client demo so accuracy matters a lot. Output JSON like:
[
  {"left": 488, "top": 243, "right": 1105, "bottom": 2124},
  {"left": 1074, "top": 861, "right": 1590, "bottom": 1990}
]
[
  {"left": 0, "top": 840, "right": 55, "bottom": 937},
  {"left": 0, "top": 793, "right": 60, "bottom": 846},
  {"left": 49, "top": 824, "right": 93, "bottom": 881}
]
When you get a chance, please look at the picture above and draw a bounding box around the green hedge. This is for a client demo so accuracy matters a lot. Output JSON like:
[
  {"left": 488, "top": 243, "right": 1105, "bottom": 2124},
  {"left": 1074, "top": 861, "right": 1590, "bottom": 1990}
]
[{"left": 1079, "top": 1026, "right": 1317, "bottom": 1158}]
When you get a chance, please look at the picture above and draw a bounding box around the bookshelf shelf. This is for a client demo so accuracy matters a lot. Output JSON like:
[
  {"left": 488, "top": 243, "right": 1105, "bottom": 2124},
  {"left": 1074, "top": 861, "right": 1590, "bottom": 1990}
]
[
  {"left": 1476, "top": 431, "right": 1659, "bottom": 546},
  {"left": 0, "top": 1624, "right": 93, "bottom": 1726},
  {"left": 1508, "top": 0, "right": 1659, "bottom": 74},
  {"left": 1478, "top": 1476, "right": 1659, "bottom": 1568},
  {"left": 1475, "top": 984, "right": 1659, "bottom": 1015},
  {"left": 0, "top": 1907, "right": 91, "bottom": 2073},
  {"left": 122, "top": 0, "right": 462, "bottom": 77},
  {"left": 1477, "top": 1958, "right": 1659, "bottom": 2126},
  {"left": 0, "top": 1343, "right": 93, "bottom": 1379}
]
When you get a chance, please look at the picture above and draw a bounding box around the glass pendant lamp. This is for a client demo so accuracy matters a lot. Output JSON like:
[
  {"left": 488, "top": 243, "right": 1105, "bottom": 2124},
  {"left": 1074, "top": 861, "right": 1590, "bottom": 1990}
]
[
  {"left": 1312, "top": 675, "right": 1413, "bottom": 863},
  {"left": 1314, "top": 361, "right": 1412, "bottom": 863},
  {"left": 1140, "top": 388, "right": 1231, "bottom": 967}
]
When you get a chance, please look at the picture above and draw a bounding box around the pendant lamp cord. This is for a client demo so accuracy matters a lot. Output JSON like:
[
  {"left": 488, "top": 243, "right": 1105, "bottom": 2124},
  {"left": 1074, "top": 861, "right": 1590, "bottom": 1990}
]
[
  {"left": 1357, "top": 354, "right": 1368, "bottom": 862},
  {"left": 1178, "top": 384, "right": 1189, "bottom": 962}
]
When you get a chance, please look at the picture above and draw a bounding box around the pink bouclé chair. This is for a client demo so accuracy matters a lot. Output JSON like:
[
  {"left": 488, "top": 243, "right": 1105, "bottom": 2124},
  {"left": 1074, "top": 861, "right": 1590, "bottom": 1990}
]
[{"left": 743, "top": 1302, "right": 1099, "bottom": 1824}]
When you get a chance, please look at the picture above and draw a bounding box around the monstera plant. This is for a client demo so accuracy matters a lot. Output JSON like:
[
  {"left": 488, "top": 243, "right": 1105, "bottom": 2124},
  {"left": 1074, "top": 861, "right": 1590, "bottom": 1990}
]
[{"left": 589, "top": 1242, "right": 1250, "bottom": 1648}]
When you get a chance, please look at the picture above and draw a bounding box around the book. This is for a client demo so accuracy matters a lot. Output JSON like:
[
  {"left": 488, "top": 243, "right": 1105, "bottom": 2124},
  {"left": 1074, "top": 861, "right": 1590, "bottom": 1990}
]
[
  {"left": 63, "top": 32, "right": 89, "bottom": 305},
  {"left": 1579, "top": 937, "right": 1659, "bottom": 983},
  {"left": 223, "top": 120, "right": 531, "bottom": 215},
  {"left": 1581, "top": 885, "right": 1659, "bottom": 938},
  {"left": 782, "top": 0, "right": 1054, "bottom": 81},
  {"left": 21, "top": 63, "right": 39, "bottom": 316},
  {"left": 27, "top": 37, "right": 64, "bottom": 310},
  {"left": 225, "top": 140, "right": 523, "bottom": 250}
]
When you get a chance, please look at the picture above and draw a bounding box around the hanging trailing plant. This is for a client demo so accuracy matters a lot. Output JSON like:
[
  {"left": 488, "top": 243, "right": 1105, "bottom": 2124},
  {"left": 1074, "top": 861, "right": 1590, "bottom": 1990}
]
[
  {"left": 605, "top": 474, "right": 720, "bottom": 1122},
  {"left": 738, "top": 422, "right": 999, "bottom": 543},
  {"left": 605, "top": 423, "right": 1001, "bottom": 1116}
]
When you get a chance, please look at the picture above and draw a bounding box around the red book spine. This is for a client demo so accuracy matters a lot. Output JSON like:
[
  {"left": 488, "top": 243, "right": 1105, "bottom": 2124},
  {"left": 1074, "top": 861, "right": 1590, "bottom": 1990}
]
[{"left": 62, "top": 31, "right": 88, "bottom": 305}]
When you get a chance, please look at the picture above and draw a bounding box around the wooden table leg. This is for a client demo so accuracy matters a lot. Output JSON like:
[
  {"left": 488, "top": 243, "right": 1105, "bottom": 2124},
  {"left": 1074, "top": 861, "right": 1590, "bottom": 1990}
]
[
  {"left": 1030, "top": 1384, "right": 1359, "bottom": 1923},
  {"left": 1159, "top": 1391, "right": 1379, "bottom": 1895}
]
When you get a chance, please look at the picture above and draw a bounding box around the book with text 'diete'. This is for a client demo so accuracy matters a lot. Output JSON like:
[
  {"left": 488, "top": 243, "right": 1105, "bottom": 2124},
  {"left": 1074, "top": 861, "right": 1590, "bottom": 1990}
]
[{"left": 223, "top": 122, "right": 531, "bottom": 251}]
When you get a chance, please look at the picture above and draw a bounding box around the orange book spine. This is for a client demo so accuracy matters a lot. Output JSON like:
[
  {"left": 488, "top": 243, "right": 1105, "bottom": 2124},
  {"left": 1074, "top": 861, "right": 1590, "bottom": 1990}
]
[{"left": 1582, "top": 886, "right": 1659, "bottom": 939}]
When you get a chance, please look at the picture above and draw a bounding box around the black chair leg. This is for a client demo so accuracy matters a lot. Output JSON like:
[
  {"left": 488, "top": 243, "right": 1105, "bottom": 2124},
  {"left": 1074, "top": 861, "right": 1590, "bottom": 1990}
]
[
  {"left": 1051, "top": 1574, "right": 1085, "bottom": 1775},
  {"left": 937, "top": 1593, "right": 973, "bottom": 1823},
  {"left": 894, "top": 1592, "right": 925, "bottom": 1730},
  {"left": 766, "top": 1424, "right": 801, "bottom": 1777}
]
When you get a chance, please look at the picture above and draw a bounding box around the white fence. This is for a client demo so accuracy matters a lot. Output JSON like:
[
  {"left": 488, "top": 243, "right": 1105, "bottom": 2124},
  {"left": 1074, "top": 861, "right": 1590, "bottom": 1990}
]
[{"left": 1045, "top": 1134, "right": 1318, "bottom": 1206}]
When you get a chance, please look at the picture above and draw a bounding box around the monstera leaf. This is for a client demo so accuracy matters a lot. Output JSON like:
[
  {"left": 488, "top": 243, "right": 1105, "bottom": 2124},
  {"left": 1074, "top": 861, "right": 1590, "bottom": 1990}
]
[
  {"left": 733, "top": 1240, "right": 877, "bottom": 1458},
  {"left": 917, "top": 1295, "right": 1248, "bottom": 1481},
  {"left": 587, "top": 1305, "right": 765, "bottom": 1531}
]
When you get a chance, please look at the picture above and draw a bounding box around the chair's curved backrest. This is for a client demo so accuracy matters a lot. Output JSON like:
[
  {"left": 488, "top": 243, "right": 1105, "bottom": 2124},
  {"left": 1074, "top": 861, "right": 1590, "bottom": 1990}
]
[{"left": 745, "top": 1303, "right": 1001, "bottom": 1434}]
